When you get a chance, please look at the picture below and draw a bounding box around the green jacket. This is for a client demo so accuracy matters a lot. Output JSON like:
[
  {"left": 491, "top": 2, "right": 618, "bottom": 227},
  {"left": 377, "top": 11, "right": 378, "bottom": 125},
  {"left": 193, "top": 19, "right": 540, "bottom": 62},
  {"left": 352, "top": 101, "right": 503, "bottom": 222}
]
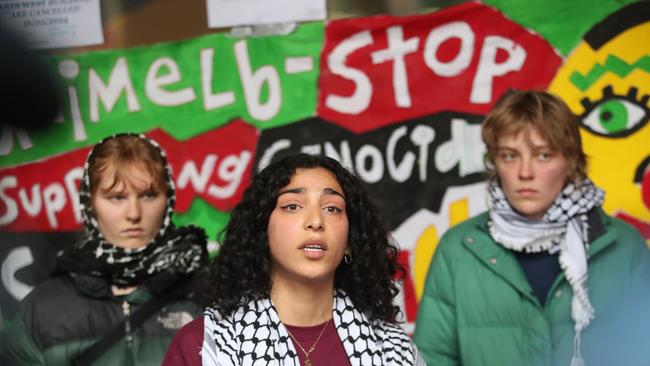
[
  {"left": 2, "top": 274, "right": 200, "bottom": 366},
  {"left": 413, "top": 209, "right": 650, "bottom": 366}
]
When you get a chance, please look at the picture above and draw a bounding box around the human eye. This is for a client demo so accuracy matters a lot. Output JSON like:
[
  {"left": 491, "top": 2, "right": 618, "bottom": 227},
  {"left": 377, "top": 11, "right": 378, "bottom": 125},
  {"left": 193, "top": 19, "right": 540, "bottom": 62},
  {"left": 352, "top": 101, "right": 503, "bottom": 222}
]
[
  {"left": 107, "top": 193, "right": 126, "bottom": 201},
  {"left": 140, "top": 190, "right": 160, "bottom": 200},
  {"left": 498, "top": 151, "right": 516, "bottom": 162},
  {"left": 280, "top": 203, "right": 301, "bottom": 211},
  {"left": 323, "top": 205, "right": 343, "bottom": 214},
  {"left": 538, "top": 152, "right": 552, "bottom": 161},
  {"left": 579, "top": 86, "right": 649, "bottom": 137}
]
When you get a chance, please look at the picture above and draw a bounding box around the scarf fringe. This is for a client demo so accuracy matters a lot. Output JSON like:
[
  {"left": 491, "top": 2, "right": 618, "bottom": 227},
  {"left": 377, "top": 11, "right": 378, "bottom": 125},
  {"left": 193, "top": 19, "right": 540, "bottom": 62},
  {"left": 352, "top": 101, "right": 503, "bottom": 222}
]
[
  {"left": 570, "top": 332, "right": 586, "bottom": 366},
  {"left": 557, "top": 243, "right": 595, "bottom": 330}
]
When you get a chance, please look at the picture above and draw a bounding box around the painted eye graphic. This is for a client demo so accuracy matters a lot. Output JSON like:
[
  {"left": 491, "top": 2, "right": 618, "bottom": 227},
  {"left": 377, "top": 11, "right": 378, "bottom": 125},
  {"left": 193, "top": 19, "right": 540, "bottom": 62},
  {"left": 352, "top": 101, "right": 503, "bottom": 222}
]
[{"left": 579, "top": 86, "right": 649, "bottom": 138}]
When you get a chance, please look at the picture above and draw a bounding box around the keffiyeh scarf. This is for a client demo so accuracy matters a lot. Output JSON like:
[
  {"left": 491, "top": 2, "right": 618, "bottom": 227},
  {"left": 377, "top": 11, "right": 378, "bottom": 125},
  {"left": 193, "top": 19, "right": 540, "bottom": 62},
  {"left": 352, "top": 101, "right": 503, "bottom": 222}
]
[
  {"left": 202, "top": 290, "right": 424, "bottom": 366},
  {"left": 57, "top": 133, "right": 207, "bottom": 287},
  {"left": 487, "top": 178, "right": 605, "bottom": 366}
]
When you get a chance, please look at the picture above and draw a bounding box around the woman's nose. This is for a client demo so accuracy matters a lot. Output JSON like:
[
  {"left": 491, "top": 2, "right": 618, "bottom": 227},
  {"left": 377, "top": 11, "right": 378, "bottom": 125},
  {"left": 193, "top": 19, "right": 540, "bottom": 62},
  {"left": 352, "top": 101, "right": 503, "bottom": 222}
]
[
  {"left": 518, "top": 158, "right": 534, "bottom": 180},
  {"left": 126, "top": 198, "right": 142, "bottom": 222},
  {"left": 304, "top": 207, "right": 324, "bottom": 231}
]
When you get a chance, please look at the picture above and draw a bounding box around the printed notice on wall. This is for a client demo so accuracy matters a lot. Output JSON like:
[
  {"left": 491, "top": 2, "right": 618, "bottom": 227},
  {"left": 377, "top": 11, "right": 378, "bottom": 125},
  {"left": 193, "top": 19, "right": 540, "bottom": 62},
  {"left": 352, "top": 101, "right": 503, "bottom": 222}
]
[
  {"left": 0, "top": 0, "right": 103, "bottom": 49},
  {"left": 206, "top": 0, "right": 326, "bottom": 28}
]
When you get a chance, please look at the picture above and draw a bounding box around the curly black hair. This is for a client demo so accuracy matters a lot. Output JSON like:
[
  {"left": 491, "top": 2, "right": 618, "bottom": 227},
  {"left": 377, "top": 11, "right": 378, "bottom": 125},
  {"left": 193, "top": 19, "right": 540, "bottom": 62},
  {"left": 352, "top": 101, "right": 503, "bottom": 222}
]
[{"left": 199, "top": 153, "right": 404, "bottom": 323}]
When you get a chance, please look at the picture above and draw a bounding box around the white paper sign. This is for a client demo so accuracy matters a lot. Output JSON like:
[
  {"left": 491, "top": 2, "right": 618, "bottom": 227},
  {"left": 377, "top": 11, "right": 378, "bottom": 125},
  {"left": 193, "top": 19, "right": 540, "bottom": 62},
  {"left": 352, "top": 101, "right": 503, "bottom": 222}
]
[
  {"left": 0, "top": 0, "right": 104, "bottom": 50},
  {"left": 206, "top": 0, "right": 326, "bottom": 28}
]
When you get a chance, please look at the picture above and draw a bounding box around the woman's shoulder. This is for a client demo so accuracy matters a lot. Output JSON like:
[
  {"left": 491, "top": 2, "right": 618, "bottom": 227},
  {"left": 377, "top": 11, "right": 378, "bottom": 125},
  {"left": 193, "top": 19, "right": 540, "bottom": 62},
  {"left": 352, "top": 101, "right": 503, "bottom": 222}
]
[
  {"left": 202, "top": 305, "right": 241, "bottom": 333},
  {"left": 595, "top": 212, "right": 649, "bottom": 261},
  {"left": 372, "top": 320, "right": 412, "bottom": 343},
  {"left": 435, "top": 211, "right": 490, "bottom": 250},
  {"left": 163, "top": 316, "right": 204, "bottom": 366},
  {"left": 203, "top": 299, "right": 272, "bottom": 331},
  {"left": 10, "top": 275, "right": 109, "bottom": 352},
  {"left": 19, "top": 275, "right": 81, "bottom": 309},
  {"left": 177, "top": 315, "right": 204, "bottom": 335},
  {"left": 372, "top": 320, "right": 423, "bottom": 364},
  {"left": 589, "top": 208, "right": 646, "bottom": 248},
  {"left": 201, "top": 305, "right": 266, "bottom": 365},
  {"left": 445, "top": 212, "right": 489, "bottom": 235},
  {"left": 603, "top": 213, "right": 646, "bottom": 240},
  {"left": 2, "top": 279, "right": 75, "bottom": 354}
]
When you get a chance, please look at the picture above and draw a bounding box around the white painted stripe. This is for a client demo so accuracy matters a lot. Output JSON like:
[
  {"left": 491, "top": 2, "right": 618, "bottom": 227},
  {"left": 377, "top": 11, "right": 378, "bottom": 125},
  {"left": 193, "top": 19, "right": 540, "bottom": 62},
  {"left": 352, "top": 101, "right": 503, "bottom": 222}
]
[{"left": 285, "top": 56, "right": 314, "bottom": 74}]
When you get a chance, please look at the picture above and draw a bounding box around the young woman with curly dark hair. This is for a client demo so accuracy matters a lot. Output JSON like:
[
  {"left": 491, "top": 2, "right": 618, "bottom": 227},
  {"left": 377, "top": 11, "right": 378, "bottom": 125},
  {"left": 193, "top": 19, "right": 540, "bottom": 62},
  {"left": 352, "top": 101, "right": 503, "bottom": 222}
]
[{"left": 164, "top": 153, "right": 425, "bottom": 366}]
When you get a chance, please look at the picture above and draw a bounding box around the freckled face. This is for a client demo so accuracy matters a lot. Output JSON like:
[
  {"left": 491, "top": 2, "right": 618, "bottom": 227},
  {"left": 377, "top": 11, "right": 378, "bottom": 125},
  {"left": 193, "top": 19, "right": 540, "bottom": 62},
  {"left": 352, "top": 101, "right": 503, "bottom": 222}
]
[
  {"left": 495, "top": 128, "right": 570, "bottom": 220},
  {"left": 267, "top": 168, "right": 349, "bottom": 287},
  {"left": 92, "top": 163, "right": 167, "bottom": 249}
]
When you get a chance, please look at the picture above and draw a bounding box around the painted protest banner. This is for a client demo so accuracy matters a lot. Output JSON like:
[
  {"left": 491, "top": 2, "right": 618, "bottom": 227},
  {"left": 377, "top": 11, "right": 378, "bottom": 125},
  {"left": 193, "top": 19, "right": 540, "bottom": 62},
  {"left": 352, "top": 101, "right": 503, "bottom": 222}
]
[
  {"left": 317, "top": 2, "right": 561, "bottom": 132},
  {"left": 548, "top": 1, "right": 650, "bottom": 239},
  {"left": 0, "top": 22, "right": 323, "bottom": 168},
  {"left": 1, "top": 2, "right": 648, "bottom": 331},
  {"left": 0, "top": 123, "right": 257, "bottom": 233}
]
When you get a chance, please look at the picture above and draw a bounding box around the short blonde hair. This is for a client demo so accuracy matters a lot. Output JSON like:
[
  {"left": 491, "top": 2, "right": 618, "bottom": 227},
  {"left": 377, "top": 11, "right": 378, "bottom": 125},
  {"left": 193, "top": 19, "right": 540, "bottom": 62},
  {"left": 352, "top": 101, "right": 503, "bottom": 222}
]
[{"left": 481, "top": 90, "right": 587, "bottom": 184}]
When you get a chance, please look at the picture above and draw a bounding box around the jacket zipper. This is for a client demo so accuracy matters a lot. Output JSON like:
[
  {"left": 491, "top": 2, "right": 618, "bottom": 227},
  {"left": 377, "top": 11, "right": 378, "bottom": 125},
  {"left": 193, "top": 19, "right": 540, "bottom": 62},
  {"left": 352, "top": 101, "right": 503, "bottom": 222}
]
[{"left": 122, "top": 301, "right": 133, "bottom": 346}]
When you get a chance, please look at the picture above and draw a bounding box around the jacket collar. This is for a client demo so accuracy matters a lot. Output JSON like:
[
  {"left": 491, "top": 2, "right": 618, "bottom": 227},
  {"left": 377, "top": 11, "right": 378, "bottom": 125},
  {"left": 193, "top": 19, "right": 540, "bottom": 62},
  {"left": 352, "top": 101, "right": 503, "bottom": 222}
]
[
  {"left": 70, "top": 273, "right": 153, "bottom": 304},
  {"left": 464, "top": 208, "right": 619, "bottom": 304},
  {"left": 586, "top": 208, "right": 618, "bottom": 258}
]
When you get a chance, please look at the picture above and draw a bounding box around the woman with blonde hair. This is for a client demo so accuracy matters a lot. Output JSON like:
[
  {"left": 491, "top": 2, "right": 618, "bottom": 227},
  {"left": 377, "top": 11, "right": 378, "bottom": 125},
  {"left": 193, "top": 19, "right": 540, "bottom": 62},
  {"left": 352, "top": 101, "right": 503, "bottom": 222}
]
[{"left": 414, "top": 90, "right": 650, "bottom": 366}]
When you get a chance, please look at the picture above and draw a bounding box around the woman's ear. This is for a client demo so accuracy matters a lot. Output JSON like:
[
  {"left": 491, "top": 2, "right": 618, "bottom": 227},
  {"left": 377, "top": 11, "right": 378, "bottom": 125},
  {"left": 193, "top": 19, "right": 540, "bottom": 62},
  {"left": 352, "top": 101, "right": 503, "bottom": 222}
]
[{"left": 343, "top": 247, "right": 353, "bottom": 265}]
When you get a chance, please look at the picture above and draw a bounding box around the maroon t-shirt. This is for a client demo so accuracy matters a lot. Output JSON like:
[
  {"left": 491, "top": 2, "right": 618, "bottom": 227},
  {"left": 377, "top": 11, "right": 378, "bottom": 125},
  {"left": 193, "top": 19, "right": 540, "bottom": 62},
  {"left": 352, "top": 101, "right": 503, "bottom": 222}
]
[
  {"left": 163, "top": 316, "right": 351, "bottom": 366},
  {"left": 285, "top": 319, "right": 351, "bottom": 366},
  {"left": 162, "top": 316, "right": 203, "bottom": 366}
]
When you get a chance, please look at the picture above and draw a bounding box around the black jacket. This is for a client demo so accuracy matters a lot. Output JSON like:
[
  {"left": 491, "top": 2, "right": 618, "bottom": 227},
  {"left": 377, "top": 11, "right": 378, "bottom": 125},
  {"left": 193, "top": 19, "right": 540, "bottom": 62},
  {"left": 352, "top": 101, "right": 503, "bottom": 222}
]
[{"left": 2, "top": 272, "right": 201, "bottom": 366}]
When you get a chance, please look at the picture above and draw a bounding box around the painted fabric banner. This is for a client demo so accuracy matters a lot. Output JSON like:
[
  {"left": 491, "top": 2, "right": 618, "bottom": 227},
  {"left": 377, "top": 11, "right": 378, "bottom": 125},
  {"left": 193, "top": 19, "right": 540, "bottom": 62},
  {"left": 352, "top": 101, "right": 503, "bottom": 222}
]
[
  {"left": 0, "top": 21, "right": 323, "bottom": 317},
  {"left": 0, "top": 22, "right": 324, "bottom": 167},
  {"left": 548, "top": 1, "right": 650, "bottom": 239},
  {"left": 0, "top": 2, "right": 648, "bottom": 333},
  {"left": 311, "top": 2, "right": 562, "bottom": 329}
]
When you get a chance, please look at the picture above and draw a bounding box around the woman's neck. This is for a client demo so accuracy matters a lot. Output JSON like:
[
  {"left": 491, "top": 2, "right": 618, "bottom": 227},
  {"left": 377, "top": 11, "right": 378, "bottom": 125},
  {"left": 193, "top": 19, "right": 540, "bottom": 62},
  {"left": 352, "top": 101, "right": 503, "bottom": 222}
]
[
  {"left": 270, "top": 277, "right": 334, "bottom": 326},
  {"left": 111, "top": 285, "right": 137, "bottom": 296}
]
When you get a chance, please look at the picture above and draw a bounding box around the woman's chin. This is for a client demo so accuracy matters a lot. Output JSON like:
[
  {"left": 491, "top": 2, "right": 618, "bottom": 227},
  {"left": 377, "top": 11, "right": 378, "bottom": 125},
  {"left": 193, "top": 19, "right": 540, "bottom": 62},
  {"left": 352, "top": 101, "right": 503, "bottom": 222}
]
[{"left": 111, "top": 238, "right": 151, "bottom": 249}]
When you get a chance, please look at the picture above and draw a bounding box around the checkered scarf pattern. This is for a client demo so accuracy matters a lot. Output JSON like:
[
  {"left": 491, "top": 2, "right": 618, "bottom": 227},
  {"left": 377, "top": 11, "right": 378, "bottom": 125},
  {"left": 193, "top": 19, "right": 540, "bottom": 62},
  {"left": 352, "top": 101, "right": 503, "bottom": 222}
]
[
  {"left": 57, "top": 133, "right": 207, "bottom": 286},
  {"left": 202, "top": 290, "right": 425, "bottom": 366},
  {"left": 487, "top": 178, "right": 605, "bottom": 366}
]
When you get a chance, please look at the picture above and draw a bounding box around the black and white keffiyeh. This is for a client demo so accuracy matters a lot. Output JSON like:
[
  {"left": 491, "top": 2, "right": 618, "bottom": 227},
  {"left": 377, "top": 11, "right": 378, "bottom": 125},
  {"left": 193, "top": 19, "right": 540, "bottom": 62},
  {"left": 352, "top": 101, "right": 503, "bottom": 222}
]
[
  {"left": 57, "top": 133, "right": 207, "bottom": 287},
  {"left": 202, "top": 290, "right": 425, "bottom": 366},
  {"left": 487, "top": 178, "right": 605, "bottom": 366}
]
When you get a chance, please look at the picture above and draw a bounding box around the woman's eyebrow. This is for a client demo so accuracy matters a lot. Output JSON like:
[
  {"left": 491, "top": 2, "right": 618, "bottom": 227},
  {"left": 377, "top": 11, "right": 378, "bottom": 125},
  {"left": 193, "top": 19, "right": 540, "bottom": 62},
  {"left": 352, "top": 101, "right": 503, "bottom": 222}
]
[
  {"left": 530, "top": 144, "right": 552, "bottom": 151},
  {"left": 277, "top": 187, "right": 344, "bottom": 198},
  {"left": 277, "top": 187, "right": 306, "bottom": 196},
  {"left": 98, "top": 185, "right": 126, "bottom": 194},
  {"left": 323, "top": 187, "right": 344, "bottom": 198}
]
